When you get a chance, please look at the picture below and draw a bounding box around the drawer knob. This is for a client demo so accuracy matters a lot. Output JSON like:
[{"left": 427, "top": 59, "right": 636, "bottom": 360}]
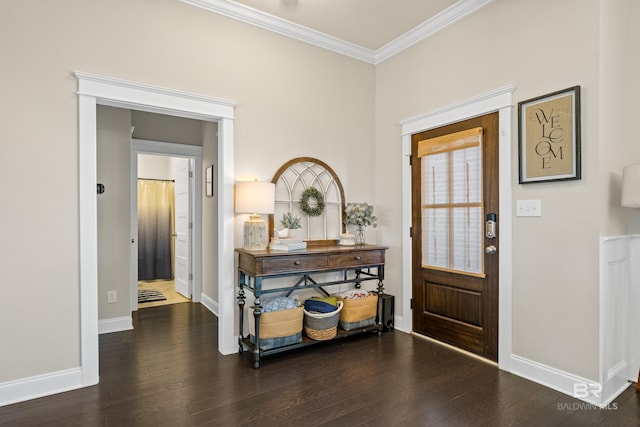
[
  {"left": 354, "top": 256, "right": 361, "bottom": 261},
  {"left": 294, "top": 261, "right": 301, "bottom": 265}
]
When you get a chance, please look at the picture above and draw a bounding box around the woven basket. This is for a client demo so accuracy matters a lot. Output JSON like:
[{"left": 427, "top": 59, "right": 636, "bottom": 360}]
[
  {"left": 249, "top": 306, "right": 304, "bottom": 350},
  {"left": 336, "top": 293, "right": 378, "bottom": 331},
  {"left": 303, "top": 301, "right": 343, "bottom": 341}
]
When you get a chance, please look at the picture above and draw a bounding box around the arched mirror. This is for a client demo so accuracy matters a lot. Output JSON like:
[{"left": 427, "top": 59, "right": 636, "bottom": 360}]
[{"left": 269, "top": 157, "right": 346, "bottom": 246}]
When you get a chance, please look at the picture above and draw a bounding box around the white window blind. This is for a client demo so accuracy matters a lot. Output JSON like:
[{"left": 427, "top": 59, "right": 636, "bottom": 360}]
[{"left": 418, "top": 127, "right": 484, "bottom": 276}]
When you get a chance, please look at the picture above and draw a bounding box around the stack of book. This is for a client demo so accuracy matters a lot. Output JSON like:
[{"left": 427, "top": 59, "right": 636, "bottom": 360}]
[{"left": 269, "top": 238, "right": 307, "bottom": 251}]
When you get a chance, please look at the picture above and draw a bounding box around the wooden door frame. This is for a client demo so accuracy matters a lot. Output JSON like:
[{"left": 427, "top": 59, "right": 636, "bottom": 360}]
[{"left": 400, "top": 85, "right": 515, "bottom": 371}]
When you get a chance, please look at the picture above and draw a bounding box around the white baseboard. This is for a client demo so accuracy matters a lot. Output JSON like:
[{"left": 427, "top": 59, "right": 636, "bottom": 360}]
[
  {"left": 393, "top": 314, "right": 410, "bottom": 333},
  {"left": 98, "top": 316, "right": 133, "bottom": 334},
  {"left": 510, "top": 354, "right": 629, "bottom": 408},
  {"left": 0, "top": 368, "right": 84, "bottom": 407},
  {"left": 200, "top": 293, "right": 218, "bottom": 316}
]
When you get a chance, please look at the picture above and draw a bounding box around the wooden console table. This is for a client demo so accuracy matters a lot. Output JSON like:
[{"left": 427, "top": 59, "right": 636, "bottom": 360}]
[{"left": 236, "top": 244, "right": 387, "bottom": 368}]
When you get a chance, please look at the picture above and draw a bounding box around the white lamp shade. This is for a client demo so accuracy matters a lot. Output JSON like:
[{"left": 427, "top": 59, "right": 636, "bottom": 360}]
[
  {"left": 235, "top": 181, "right": 275, "bottom": 214},
  {"left": 621, "top": 164, "right": 640, "bottom": 208}
]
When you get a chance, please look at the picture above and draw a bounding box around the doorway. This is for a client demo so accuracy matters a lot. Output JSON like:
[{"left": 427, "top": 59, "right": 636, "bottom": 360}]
[
  {"left": 136, "top": 153, "right": 193, "bottom": 309},
  {"left": 78, "top": 72, "right": 237, "bottom": 388},
  {"left": 400, "top": 85, "right": 515, "bottom": 369},
  {"left": 411, "top": 113, "right": 499, "bottom": 361},
  {"left": 131, "top": 141, "right": 203, "bottom": 312}
]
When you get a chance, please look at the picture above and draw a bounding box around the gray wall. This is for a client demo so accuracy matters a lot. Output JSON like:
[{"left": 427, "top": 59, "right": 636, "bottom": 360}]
[
  {"left": 132, "top": 110, "right": 203, "bottom": 145},
  {"left": 202, "top": 121, "right": 219, "bottom": 303},
  {"left": 97, "top": 105, "right": 132, "bottom": 320}
]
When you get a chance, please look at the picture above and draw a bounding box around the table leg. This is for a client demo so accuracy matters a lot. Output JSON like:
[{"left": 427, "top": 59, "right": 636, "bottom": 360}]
[
  {"left": 237, "top": 276, "right": 245, "bottom": 354},
  {"left": 376, "top": 265, "right": 385, "bottom": 336},
  {"left": 252, "top": 296, "right": 262, "bottom": 369}
]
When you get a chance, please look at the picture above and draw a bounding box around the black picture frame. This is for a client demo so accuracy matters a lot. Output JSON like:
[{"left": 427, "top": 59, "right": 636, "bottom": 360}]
[{"left": 518, "top": 86, "right": 581, "bottom": 184}]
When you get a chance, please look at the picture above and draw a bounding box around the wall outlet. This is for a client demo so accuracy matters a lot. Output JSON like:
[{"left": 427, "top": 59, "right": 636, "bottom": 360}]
[{"left": 107, "top": 290, "right": 117, "bottom": 303}]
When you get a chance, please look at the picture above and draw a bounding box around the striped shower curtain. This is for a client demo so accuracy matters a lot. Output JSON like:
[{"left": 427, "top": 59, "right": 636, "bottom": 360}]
[{"left": 138, "top": 180, "right": 175, "bottom": 280}]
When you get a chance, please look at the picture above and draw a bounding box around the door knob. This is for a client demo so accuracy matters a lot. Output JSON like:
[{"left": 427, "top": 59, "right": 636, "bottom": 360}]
[{"left": 485, "top": 245, "right": 497, "bottom": 255}]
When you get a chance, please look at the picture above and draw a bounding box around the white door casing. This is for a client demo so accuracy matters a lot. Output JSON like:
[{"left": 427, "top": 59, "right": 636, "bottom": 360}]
[
  {"left": 174, "top": 157, "right": 192, "bottom": 298},
  {"left": 78, "top": 72, "right": 237, "bottom": 391},
  {"left": 400, "top": 85, "right": 514, "bottom": 370}
]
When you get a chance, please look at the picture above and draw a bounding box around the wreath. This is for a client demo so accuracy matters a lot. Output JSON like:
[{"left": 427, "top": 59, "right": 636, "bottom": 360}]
[{"left": 300, "top": 187, "right": 325, "bottom": 217}]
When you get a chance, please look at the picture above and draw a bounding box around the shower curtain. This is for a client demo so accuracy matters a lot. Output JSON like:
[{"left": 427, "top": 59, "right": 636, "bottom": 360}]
[{"left": 138, "top": 179, "right": 175, "bottom": 280}]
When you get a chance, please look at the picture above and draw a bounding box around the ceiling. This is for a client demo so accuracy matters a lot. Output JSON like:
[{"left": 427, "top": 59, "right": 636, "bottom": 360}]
[{"left": 181, "top": 0, "right": 494, "bottom": 64}]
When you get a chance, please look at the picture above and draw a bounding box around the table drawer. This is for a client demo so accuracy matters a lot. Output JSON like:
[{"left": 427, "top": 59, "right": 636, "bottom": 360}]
[
  {"left": 260, "top": 255, "right": 328, "bottom": 275},
  {"left": 328, "top": 250, "right": 384, "bottom": 268}
]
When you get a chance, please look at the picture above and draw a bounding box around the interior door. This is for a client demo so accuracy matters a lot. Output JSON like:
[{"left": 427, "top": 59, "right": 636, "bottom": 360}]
[
  {"left": 411, "top": 112, "right": 499, "bottom": 361},
  {"left": 174, "top": 157, "right": 191, "bottom": 299}
]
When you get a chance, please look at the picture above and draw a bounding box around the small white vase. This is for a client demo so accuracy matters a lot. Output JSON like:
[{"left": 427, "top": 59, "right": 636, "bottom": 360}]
[
  {"left": 339, "top": 233, "right": 355, "bottom": 246},
  {"left": 275, "top": 228, "right": 289, "bottom": 238}
]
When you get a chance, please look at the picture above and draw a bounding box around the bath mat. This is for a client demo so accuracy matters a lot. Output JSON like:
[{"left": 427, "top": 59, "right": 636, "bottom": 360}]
[{"left": 138, "top": 289, "right": 167, "bottom": 303}]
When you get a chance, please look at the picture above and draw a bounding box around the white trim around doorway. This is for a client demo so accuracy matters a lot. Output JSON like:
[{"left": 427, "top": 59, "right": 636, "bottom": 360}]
[
  {"left": 399, "top": 85, "right": 515, "bottom": 371},
  {"left": 76, "top": 72, "right": 237, "bottom": 389}
]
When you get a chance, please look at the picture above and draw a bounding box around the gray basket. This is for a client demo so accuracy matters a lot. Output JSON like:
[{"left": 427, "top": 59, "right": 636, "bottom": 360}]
[{"left": 303, "top": 301, "right": 343, "bottom": 340}]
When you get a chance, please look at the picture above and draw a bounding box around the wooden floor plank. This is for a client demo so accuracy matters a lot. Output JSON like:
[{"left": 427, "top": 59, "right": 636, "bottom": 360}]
[{"left": 0, "top": 303, "right": 637, "bottom": 426}]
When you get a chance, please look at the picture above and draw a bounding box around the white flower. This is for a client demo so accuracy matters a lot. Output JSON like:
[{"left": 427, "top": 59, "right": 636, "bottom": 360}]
[{"left": 344, "top": 202, "right": 377, "bottom": 228}]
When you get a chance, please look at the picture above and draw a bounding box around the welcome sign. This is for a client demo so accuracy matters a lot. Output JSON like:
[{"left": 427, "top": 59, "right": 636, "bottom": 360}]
[{"left": 518, "top": 86, "right": 581, "bottom": 183}]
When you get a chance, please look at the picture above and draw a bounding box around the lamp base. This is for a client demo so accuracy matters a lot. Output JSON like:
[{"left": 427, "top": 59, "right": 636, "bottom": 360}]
[{"left": 244, "top": 215, "right": 268, "bottom": 251}]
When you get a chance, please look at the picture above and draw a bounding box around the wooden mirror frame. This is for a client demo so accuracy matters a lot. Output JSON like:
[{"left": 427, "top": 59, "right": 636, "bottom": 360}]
[{"left": 268, "top": 157, "right": 346, "bottom": 246}]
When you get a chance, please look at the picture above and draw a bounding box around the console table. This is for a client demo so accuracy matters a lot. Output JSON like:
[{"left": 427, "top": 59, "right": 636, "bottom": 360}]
[{"left": 236, "top": 244, "right": 387, "bottom": 368}]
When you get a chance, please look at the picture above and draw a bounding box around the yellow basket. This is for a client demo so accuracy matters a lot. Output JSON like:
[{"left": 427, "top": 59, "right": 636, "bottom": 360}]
[
  {"left": 248, "top": 306, "right": 303, "bottom": 339},
  {"left": 337, "top": 293, "right": 378, "bottom": 323}
]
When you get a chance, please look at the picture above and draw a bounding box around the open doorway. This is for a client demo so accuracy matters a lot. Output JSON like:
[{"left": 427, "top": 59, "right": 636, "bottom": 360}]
[
  {"left": 78, "top": 72, "right": 237, "bottom": 389},
  {"left": 130, "top": 139, "right": 203, "bottom": 313},
  {"left": 136, "top": 154, "right": 192, "bottom": 309}
]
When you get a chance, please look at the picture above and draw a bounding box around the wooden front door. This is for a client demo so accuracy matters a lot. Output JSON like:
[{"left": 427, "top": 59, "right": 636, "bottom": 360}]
[{"left": 411, "top": 112, "right": 499, "bottom": 361}]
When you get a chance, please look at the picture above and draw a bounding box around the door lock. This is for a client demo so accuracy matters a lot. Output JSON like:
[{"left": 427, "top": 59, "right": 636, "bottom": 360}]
[
  {"left": 485, "top": 245, "right": 497, "bottom": 255},
  {"left": 486, "top": 213, "right": 497, "bottom": 239}
]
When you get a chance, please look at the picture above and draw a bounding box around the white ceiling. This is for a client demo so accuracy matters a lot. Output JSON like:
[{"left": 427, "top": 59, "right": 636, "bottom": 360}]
[{"left": 181, "top": 0, "right": 494, "bottom": 64}]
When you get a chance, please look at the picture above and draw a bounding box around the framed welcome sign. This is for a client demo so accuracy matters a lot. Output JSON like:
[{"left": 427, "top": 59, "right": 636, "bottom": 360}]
[{"left": 518, "top": 86, "right": 581, "bottom": 184}]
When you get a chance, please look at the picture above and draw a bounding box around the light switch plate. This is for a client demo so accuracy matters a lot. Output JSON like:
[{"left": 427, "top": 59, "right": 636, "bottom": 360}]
[{"left": 516, "top": 199, "right": 542, "bottom": 217}]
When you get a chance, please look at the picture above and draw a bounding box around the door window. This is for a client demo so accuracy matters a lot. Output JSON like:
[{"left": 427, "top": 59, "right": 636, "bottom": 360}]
[{"left": 418, "top": 127, "right": 484, "bottom": 276}]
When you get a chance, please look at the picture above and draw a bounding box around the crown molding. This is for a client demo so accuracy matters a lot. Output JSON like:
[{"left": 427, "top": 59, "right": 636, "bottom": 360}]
[
  {"left": 180, "top": 0, "right": 494, "bottom": 64},
  {"left": 180, "top": 0, "right": 376, "bottom": 63},
  {"left": 375, "top": 0, "right": 494, "bottom": 64}
]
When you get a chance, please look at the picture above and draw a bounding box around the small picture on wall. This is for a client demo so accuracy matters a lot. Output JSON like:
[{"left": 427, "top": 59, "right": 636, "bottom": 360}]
[
  {"left": 206, "top": 165, "right": 213, "bottom": 197},
  {"left": 518, "top": 86, "right": 581, "bottom": 184}
]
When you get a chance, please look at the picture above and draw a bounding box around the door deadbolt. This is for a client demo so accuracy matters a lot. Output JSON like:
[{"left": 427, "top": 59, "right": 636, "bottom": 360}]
[{"left": 486, "top": 213, "right": 497, "bottom": 239}]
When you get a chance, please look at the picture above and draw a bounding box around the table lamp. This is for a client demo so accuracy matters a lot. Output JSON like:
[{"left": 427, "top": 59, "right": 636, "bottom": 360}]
[
  {"left": 621, "top": 164, "right": 640, "bottom": 208},
  {"left": 235, "top": 180, "right": 275, "bottom": 250}
]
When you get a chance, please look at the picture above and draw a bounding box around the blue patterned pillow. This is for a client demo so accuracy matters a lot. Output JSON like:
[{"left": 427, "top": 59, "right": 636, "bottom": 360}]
[{"left": 262, "top": 297, "right": 298, "bottom": 312}]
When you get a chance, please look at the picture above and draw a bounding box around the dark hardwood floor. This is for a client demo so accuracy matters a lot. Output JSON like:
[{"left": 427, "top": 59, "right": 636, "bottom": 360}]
[{"left": 1, "top": 303, "right": 638, "bottom": 426}]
